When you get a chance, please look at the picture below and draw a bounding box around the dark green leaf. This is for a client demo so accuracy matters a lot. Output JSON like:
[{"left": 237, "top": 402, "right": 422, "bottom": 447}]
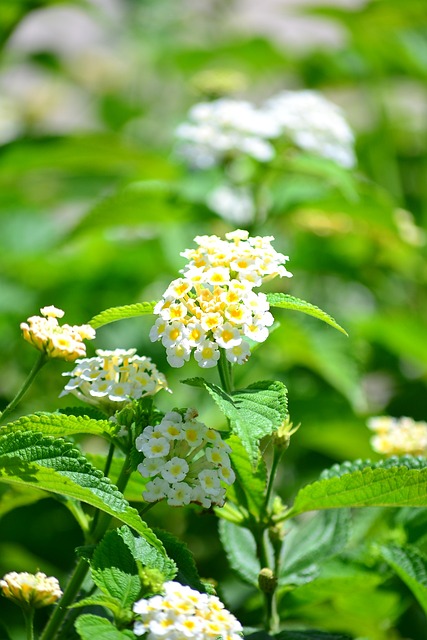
[{"left": 154, "top": 528, "right": 205, "bottom": 592}]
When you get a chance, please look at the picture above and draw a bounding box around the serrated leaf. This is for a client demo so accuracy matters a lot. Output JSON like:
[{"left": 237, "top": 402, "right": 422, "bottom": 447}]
[
  {"left": 219, "top": 519, "right": 260, "bottom": 586},
  {"left": 0, "top": 412, "right": 116, "bottom": 440},
  {"left": 0, "top": 430, "right": 164, "bottom": 552},
  {"left": 119, "top": 525, "right": 176, "bottom": 581},
  {"left": 85, "top": 453, "right": 149, "bottom": 503},
  {"left": 287, "top": 456, "right": 427, "bottom": 517},
  {"left": 154, "top": 528, "right": 205, "bottom": 591},
  {"left": 279, "top": 510, "right": 350, "bottom": 587},
  {"left": 71, "top": 594, "right": 122, "bottom": 616},
  {"left": 91, "top": 528, "right": 141, "bottom": 606},
  {"left": 267, "top": 293, "right": 347, "bottom": 336},
  {"left": 225, "top": 434, "right": 267, "bottom": 520},
  {"left": 184, "top": 379, "right": 287, "bottom": 465},
  {"left": 75, "top": 614, "right": 134, "bottom": 640},
  {"left": 89, "top": 302, "right": 156, "bottom": 329},
  {"left": 380, "top": 543, "right": 427, "bottom": 615}
]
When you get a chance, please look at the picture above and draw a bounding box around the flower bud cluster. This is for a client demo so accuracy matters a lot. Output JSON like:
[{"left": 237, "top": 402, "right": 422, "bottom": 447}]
[
  {"left": 136, "top": 409, "right": 235, "bottom": 508},
  {"left": 367, "top": 416, "right": 427, "bottom": 456},
  {"left": 176, "top": 90, "right": 355, "bottom": 170},
  {"left": 1, "top": 571, "right": 62, "bottom": 609},
  {"left": 60, "top": 348, "right": 169, "bottom": 412},
  {"left": 150, "top": 230, "right": 292, "bottom": 368},
  {"left": 20, "top": 306, "right": 95, "bottom": 362},
  {"left": 133, "top": 580, "right": 243, "bottom": 640}
]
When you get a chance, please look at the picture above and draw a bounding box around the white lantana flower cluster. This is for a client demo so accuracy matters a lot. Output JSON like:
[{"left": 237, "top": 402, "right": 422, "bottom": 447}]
[
  {"left": 150, "top": 230, "right": 292, "bottom": 368},
  {"left": 207, "top": 185, "right": 255, "bottom": 226},
  {"left": 264, "top": 90, "right": 356, "bottom": 168},
  {"left": 367, "top": 416, "right": 427, "bottom": 456},
  {"left": 60, "top": 348, "right": 169, "bottom": 413},
  {"left": 175, "top": 98, "right": 281, "bottom": 168},
  {"left": 20, "top": 305, "right": 95, "bottom": 362},
  {"left": 176, "top": 90, "right": 355, "bottom": 170},
  {"left": 133, "top": 581, "right": 243, "bottom": 640},
  {"left": 136, "top": 409, "right": 235, "bottom": 508}
]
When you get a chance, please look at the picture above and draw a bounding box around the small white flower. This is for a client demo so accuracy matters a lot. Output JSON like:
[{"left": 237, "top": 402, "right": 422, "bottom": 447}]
[
  {"left": 194, "top": 340, "right": 220, "bottom": 368},
  {"left": 198, "top": 469, "right": 222, "bottom": 496},
  {"left": 166, "top": 342, "right": 191, "bottom": 368},
  {"left": 225, "top": 340, "right": 251, "bottom": 365},
  {"left": 161, "top": 457, "right": 190, "bottom": 483},
  {"left": 143, "top": 478, "right": 170, "bottom": 502},
  {"left": 140, "top": 437, "right": 171, "bottom": 458},
  {"left": 213, "top": 323, "right": 242, "bottom": 350},
  {"left": 167, "top": 482, "right": 192, "bottom": 506}
]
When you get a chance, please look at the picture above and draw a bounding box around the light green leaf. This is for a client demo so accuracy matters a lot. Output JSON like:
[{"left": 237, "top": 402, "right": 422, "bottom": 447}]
[
  {"left": 0, "top": 412, "right": 116, "bottom": 440},
  {"left": 380, "top": 543, "right": 427, "bottom": 615},
  {"left": 279, "top": 510, "right": 350, "bottom": 587},
  {"left": 0, "top": 430, "right": 164, "bottom": 552},
  {"left": 75, "top": 614, "right": 134, "bottom": 640},
  {"left": 184, "top": 379, "right": 287, "bottom": 465},
  {"left": 119, "top": 525, "right": 177, "bottom": 582},
  {"left": 218, "top": 519, "right": 260, "bottom": 586},
  {"left": 267, "top": 293, "right": 347, "bottom": 336},
  {"left": 288, "top": 456, "right": 427, "bottom": 517},
  {"left": 89, "top": 302, "right": 156, "bottom": 329}
]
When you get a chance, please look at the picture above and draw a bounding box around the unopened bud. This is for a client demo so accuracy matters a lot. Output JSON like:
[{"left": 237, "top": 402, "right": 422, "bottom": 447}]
[
  {"left": 138, "top": 568, "right": 165, "bottom": 598},
  {"left": 272, "top": 418, "right": 300, "bottom": 451},
  {"left": 258, "top": 568, "right": 277, "bottom": 594}
]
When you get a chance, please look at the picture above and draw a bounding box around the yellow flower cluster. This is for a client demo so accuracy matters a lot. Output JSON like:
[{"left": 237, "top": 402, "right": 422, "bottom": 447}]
[
  {"left": 1, "top": 571, "right": 62, "bottom": 609},
  {"left": 20, "top": 305, "right": 95, "bottom": 362},
  {"left": 151, "top": 230, "right": 292, "bottom": 368},
  {"left": 367, "top": 416, "right": 427, "bottom": 456}
]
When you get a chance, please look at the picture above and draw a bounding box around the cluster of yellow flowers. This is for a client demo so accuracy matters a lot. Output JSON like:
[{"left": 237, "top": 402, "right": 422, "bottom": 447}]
[
  {"left": 367, "top": 416, "right": 427, "bottom": 456},
  {"left": 151, "top": 230, "right": 292, "bottom": 368},
  {"left": 1, "top": 571, "right": 62, "bottom": 609},
  {"left": 20, "top": 306, "right": 95, "bottom": 362}
]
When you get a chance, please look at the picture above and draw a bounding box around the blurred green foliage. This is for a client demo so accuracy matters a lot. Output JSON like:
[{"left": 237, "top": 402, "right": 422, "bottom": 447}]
[{"left": 0, "top": 0, "right": 426, "bottom": 637}]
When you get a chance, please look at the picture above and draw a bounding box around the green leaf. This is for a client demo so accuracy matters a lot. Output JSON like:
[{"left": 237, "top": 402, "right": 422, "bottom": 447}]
[
  {"left": 267, "top": 293, "right": 348, "bottom": 336},
  {"left": 279, "top": 510, "right": 350, "bottom": 587},
  {"left": 0, "top": 484, "right": 49, "bottom": 517},
  {"left": 85, "top": 453, "right": 149, "bottom": 503},
  {"left": 0, "top": 430, "right": 164, "bottom": 552},
  {"left": 288, "top": 456, "right": 427, "bottom": 517},
  {"left": 71, "top": 594, "right": 123, "bottom": 617},
  {"left": 75, "top": 614, "right": 134, "bottom": 640},
  {"left": 218, "top": 519, "right": 260, "bottom": 586},
  {"left": 119, "top": 525, "right": 177, "bottom": 581},
  {"left": 184, "top": 379, "right": 287, "bottom": 465},
  {"left": 154, "top": 528, "right": 206, "bottom": 592},
  {"left": 380, "top": 543, "right": 427, "bottom": 615},
  {"left": 91, "top": 528, "right": 141, "bottom": 606},
  {"left": 89, "top": 302, "right": 156, "bottom": 329},
  {"left": 225, "top": 434, "right": 267, "bottom": 520},
  {"left": 0, "top": 412, "right": 116, "bottom": 440}
]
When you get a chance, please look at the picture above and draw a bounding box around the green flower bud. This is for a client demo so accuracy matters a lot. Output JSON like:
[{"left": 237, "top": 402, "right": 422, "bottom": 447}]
[{"left": 258, "top": 568, "right": 277, "bottom": 594}]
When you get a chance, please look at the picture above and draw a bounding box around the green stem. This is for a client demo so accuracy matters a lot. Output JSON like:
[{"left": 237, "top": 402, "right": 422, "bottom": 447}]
[
  {"left": 0, "top": 352, "right": 47, "bottom": 424},
  {"left": 39, "top": 558, "right": 89, "bottom": 640},
  {"left": 260, "top": 448, "right": 283, "bottom": 523},
  {"left": 40, "top": 451, "right": 133, "bottom": 640},
  {"left": 22, "top": 608, "right": 35, "bottom": 640},
  {"left": 217, "top": 349, "right": 233, "bottom": 394},
  {"left": 90, "top": 442, "right": 116, "bottom": 533}
]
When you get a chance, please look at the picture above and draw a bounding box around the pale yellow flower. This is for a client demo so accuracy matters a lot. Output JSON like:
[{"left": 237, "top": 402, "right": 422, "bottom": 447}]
[{"left": 1, "top": 572, "right": 62, "bottom": 609}]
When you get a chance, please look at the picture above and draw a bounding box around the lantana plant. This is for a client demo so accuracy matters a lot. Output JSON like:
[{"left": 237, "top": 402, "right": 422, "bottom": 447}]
[{"left": 1, "top": 227, "right": 427, "bottom": 640}]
